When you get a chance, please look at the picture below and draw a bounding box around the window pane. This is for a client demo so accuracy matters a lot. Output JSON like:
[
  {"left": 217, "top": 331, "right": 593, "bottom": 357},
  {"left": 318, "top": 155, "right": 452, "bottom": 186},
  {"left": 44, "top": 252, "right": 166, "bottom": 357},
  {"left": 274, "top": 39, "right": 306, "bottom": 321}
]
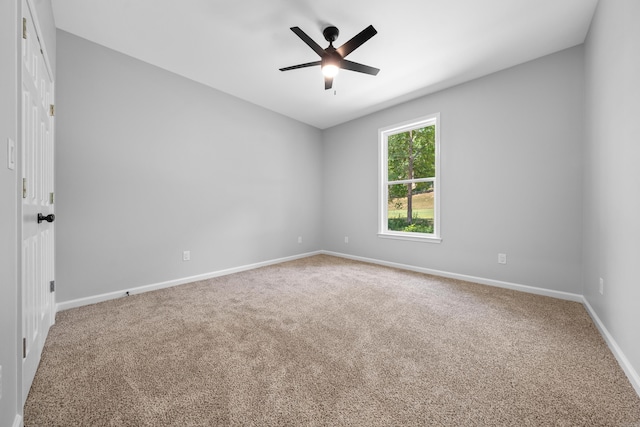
[
  {"left": 387, "top": 125, "right": 436, "bottom": 181},
  {"left": 387, "top": 182, "right": 434, "bottom": 234}
]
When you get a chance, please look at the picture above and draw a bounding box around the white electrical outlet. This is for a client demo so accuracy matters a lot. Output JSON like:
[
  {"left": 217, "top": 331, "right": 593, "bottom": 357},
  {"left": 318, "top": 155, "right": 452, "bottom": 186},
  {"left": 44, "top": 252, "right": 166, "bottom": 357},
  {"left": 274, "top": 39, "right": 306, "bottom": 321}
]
[
  {"left": 344, "top": 236, "right": 349, "bottom": 244},
  {"left": 599, "top": 277, "right": 604, "bottom": 295},
  {"left": 498, "top": 253, "right": 507, "bottom": 264},
  {"left": 298, "top": 236, "right": 302, "bottom": 244},
  {"left": 183, "top": 250, "right": 190, "bottom": 261}
]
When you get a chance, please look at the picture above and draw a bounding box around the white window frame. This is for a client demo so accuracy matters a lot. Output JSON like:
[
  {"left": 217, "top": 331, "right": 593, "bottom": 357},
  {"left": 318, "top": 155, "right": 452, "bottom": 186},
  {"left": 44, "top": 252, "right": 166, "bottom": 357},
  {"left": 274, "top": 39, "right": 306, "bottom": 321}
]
[{"left": 378, "top": 113, "right": 441, "bottom": 243}]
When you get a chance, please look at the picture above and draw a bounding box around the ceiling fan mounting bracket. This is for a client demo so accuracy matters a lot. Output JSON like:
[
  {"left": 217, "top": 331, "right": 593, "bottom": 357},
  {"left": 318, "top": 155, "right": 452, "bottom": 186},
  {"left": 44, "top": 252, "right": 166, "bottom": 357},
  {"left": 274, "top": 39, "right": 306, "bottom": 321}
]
[{"left": 322, "top": 26, "right": 339, "bottom": 43}]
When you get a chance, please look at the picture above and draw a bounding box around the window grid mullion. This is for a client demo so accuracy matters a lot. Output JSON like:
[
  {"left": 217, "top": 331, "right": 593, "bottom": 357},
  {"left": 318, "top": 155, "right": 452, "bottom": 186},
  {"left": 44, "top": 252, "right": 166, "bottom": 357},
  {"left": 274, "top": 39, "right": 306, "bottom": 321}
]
[{"left": 387, "top": 177, "right": 435, "bottom": 186}]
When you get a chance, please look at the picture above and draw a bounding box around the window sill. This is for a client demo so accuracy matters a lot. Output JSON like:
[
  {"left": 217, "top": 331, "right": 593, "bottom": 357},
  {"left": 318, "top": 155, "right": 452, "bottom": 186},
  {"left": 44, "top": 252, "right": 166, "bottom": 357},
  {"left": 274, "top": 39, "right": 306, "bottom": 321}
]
[{"left": 377, "top": 232, "right": 442, "bottom": 243}]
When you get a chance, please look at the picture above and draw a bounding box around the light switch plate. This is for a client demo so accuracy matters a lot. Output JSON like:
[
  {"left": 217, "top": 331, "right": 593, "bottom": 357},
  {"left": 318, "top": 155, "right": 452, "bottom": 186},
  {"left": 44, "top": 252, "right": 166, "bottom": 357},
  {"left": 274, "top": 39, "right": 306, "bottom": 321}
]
[{"left": 7, "top": 138, "right": 15, "bottom": 170}]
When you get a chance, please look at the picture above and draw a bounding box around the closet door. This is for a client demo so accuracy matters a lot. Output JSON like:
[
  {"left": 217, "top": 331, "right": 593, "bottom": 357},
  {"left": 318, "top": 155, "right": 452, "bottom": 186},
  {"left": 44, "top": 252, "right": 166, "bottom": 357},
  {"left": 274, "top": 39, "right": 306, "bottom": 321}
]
[{"left": 21, "top": 0, "right": 56, "bottom": 404}]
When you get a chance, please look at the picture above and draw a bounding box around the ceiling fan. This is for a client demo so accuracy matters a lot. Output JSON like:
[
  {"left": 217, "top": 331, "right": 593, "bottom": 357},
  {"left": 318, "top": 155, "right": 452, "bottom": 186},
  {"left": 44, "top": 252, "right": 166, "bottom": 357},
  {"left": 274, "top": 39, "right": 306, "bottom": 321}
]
[{"left": 279, "top": 25, "right": 380, "bottom": 90}]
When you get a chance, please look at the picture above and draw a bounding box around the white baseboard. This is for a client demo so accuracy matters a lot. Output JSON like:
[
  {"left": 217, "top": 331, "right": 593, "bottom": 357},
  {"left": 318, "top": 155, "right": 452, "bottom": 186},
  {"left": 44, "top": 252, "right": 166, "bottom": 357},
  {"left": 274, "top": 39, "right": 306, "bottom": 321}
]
[
  {"left": 56, "top": 251, "right": 322, "bottom": 312},
  {"left": 321, "top": 250, "right": 583, "bottom": 302},
  {"left": 57, "top": 249, "right": 581, "bottom": 312},
  {"left": 13, "top": 414, "right": 22, "bottom": 427},
  {"left": 582, "top": 298, "right": 640, "bottom": 397}
]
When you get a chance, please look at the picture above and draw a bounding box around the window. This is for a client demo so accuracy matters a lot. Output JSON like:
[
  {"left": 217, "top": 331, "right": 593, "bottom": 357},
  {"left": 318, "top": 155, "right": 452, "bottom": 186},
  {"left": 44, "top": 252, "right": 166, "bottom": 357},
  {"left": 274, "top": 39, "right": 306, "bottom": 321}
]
[{"left": 379, "top": 113, "right": 441, "bottom": 242}]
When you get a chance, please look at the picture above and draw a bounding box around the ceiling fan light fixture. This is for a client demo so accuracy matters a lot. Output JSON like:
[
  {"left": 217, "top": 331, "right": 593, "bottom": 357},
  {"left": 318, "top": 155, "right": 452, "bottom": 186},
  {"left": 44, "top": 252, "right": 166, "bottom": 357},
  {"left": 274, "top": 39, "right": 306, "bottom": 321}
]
[
  {"left": 321, "top": 52, "right": 341, "bottom": 78},
  {"left": 322, "top": 63, "right": 340, "bottom": 78}
]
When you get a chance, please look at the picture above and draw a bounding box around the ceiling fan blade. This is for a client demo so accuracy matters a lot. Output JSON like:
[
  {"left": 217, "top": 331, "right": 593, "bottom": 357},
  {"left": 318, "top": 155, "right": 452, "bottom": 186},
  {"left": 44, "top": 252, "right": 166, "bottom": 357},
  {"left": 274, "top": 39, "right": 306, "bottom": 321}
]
[
  {"left": 279, "top": 61, "right": 321, "bottom": 72},
  {"left": 340, "top": 59, "right": 380, "bottom": 76},
  {"left": 290, "top": 27, "right": 326, "bottom": 57},
  {"left": 325, "top": 76, "right": 333, "bottom": 90},
  {"left": 336, "top": 25, "right": 377, "bottom": 58}
]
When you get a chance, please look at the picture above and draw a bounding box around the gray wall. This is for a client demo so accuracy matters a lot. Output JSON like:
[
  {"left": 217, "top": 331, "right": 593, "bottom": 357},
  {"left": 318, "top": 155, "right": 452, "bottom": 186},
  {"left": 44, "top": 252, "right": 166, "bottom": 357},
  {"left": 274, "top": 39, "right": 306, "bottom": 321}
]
[
  {"left": 322, "top": 46, "right": 584, "bottom": 294},
  {"left": 0, "top": 0, "right": 19, "bottom": 424},
  {"left": 583, "top": 0, "right": 640, "bottom": 382},
  {"left": 55, "top": 31, "right": 323, "bottom": 303}
]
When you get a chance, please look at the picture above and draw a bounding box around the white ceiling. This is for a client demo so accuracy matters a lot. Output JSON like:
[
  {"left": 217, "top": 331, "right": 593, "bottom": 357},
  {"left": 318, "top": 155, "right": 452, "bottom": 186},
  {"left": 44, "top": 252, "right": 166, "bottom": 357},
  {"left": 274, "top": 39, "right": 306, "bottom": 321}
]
[{"left": 52, "top": 0, "right": 598, "bottom": 129}]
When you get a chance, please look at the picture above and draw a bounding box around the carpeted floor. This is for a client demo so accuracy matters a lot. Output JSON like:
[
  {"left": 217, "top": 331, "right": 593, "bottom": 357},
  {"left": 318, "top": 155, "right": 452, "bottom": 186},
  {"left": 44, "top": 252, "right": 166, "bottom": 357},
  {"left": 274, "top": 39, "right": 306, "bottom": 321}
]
[{"left": 24, "top": 255, "right": 640, "bottom": 426}]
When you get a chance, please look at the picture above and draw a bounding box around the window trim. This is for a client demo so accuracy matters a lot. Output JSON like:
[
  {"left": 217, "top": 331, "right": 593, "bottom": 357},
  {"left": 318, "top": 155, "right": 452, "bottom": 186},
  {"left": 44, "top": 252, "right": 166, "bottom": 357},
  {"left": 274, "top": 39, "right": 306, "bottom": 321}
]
[{"left": 378, "top": 113, "right": 441, "bottom": 243}]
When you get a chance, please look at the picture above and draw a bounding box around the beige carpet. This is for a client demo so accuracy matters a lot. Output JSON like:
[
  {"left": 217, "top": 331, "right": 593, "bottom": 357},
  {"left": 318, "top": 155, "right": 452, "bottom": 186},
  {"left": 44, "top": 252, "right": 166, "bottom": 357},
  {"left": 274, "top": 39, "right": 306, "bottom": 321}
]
[{"left": 25, "top": 255, "right": 640, "bottom": 426}]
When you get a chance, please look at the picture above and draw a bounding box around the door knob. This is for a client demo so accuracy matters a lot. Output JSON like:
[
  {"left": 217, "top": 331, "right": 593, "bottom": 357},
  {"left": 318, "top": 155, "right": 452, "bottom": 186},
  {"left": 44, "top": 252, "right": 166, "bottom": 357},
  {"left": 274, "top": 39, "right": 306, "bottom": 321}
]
[{"left": 37, "top": 213, "right": 55, "bottom": 223}]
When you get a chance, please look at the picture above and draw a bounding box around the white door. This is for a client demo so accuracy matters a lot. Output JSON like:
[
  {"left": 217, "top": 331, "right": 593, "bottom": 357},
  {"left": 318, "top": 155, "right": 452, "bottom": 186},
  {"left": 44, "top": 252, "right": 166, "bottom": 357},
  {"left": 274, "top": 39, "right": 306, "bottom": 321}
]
[{"left": 21, "top": 0, "right": 56, "bottom": 404}]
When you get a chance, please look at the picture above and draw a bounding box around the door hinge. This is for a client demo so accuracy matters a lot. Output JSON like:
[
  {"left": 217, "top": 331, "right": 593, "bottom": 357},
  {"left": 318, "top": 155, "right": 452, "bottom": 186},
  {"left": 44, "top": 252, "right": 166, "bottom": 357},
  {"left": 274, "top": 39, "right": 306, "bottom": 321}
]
[
  {"left": 50, "top": 280, "right": 55, "bottom": 292},
  {"left": 23, "top": 337, "right": 26, "bottom": 358},
  {"left": 49, "top": 104, "right": 55, "bottom": 116},
  {"left": 22, "top": 18, "right": 27, "bottom": 39},
  {"left": 49, "top": 192, "right": 54, "bottom": 204},
  {"left": 23, "top": 178, "right": 27, "bottom": 198}
]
